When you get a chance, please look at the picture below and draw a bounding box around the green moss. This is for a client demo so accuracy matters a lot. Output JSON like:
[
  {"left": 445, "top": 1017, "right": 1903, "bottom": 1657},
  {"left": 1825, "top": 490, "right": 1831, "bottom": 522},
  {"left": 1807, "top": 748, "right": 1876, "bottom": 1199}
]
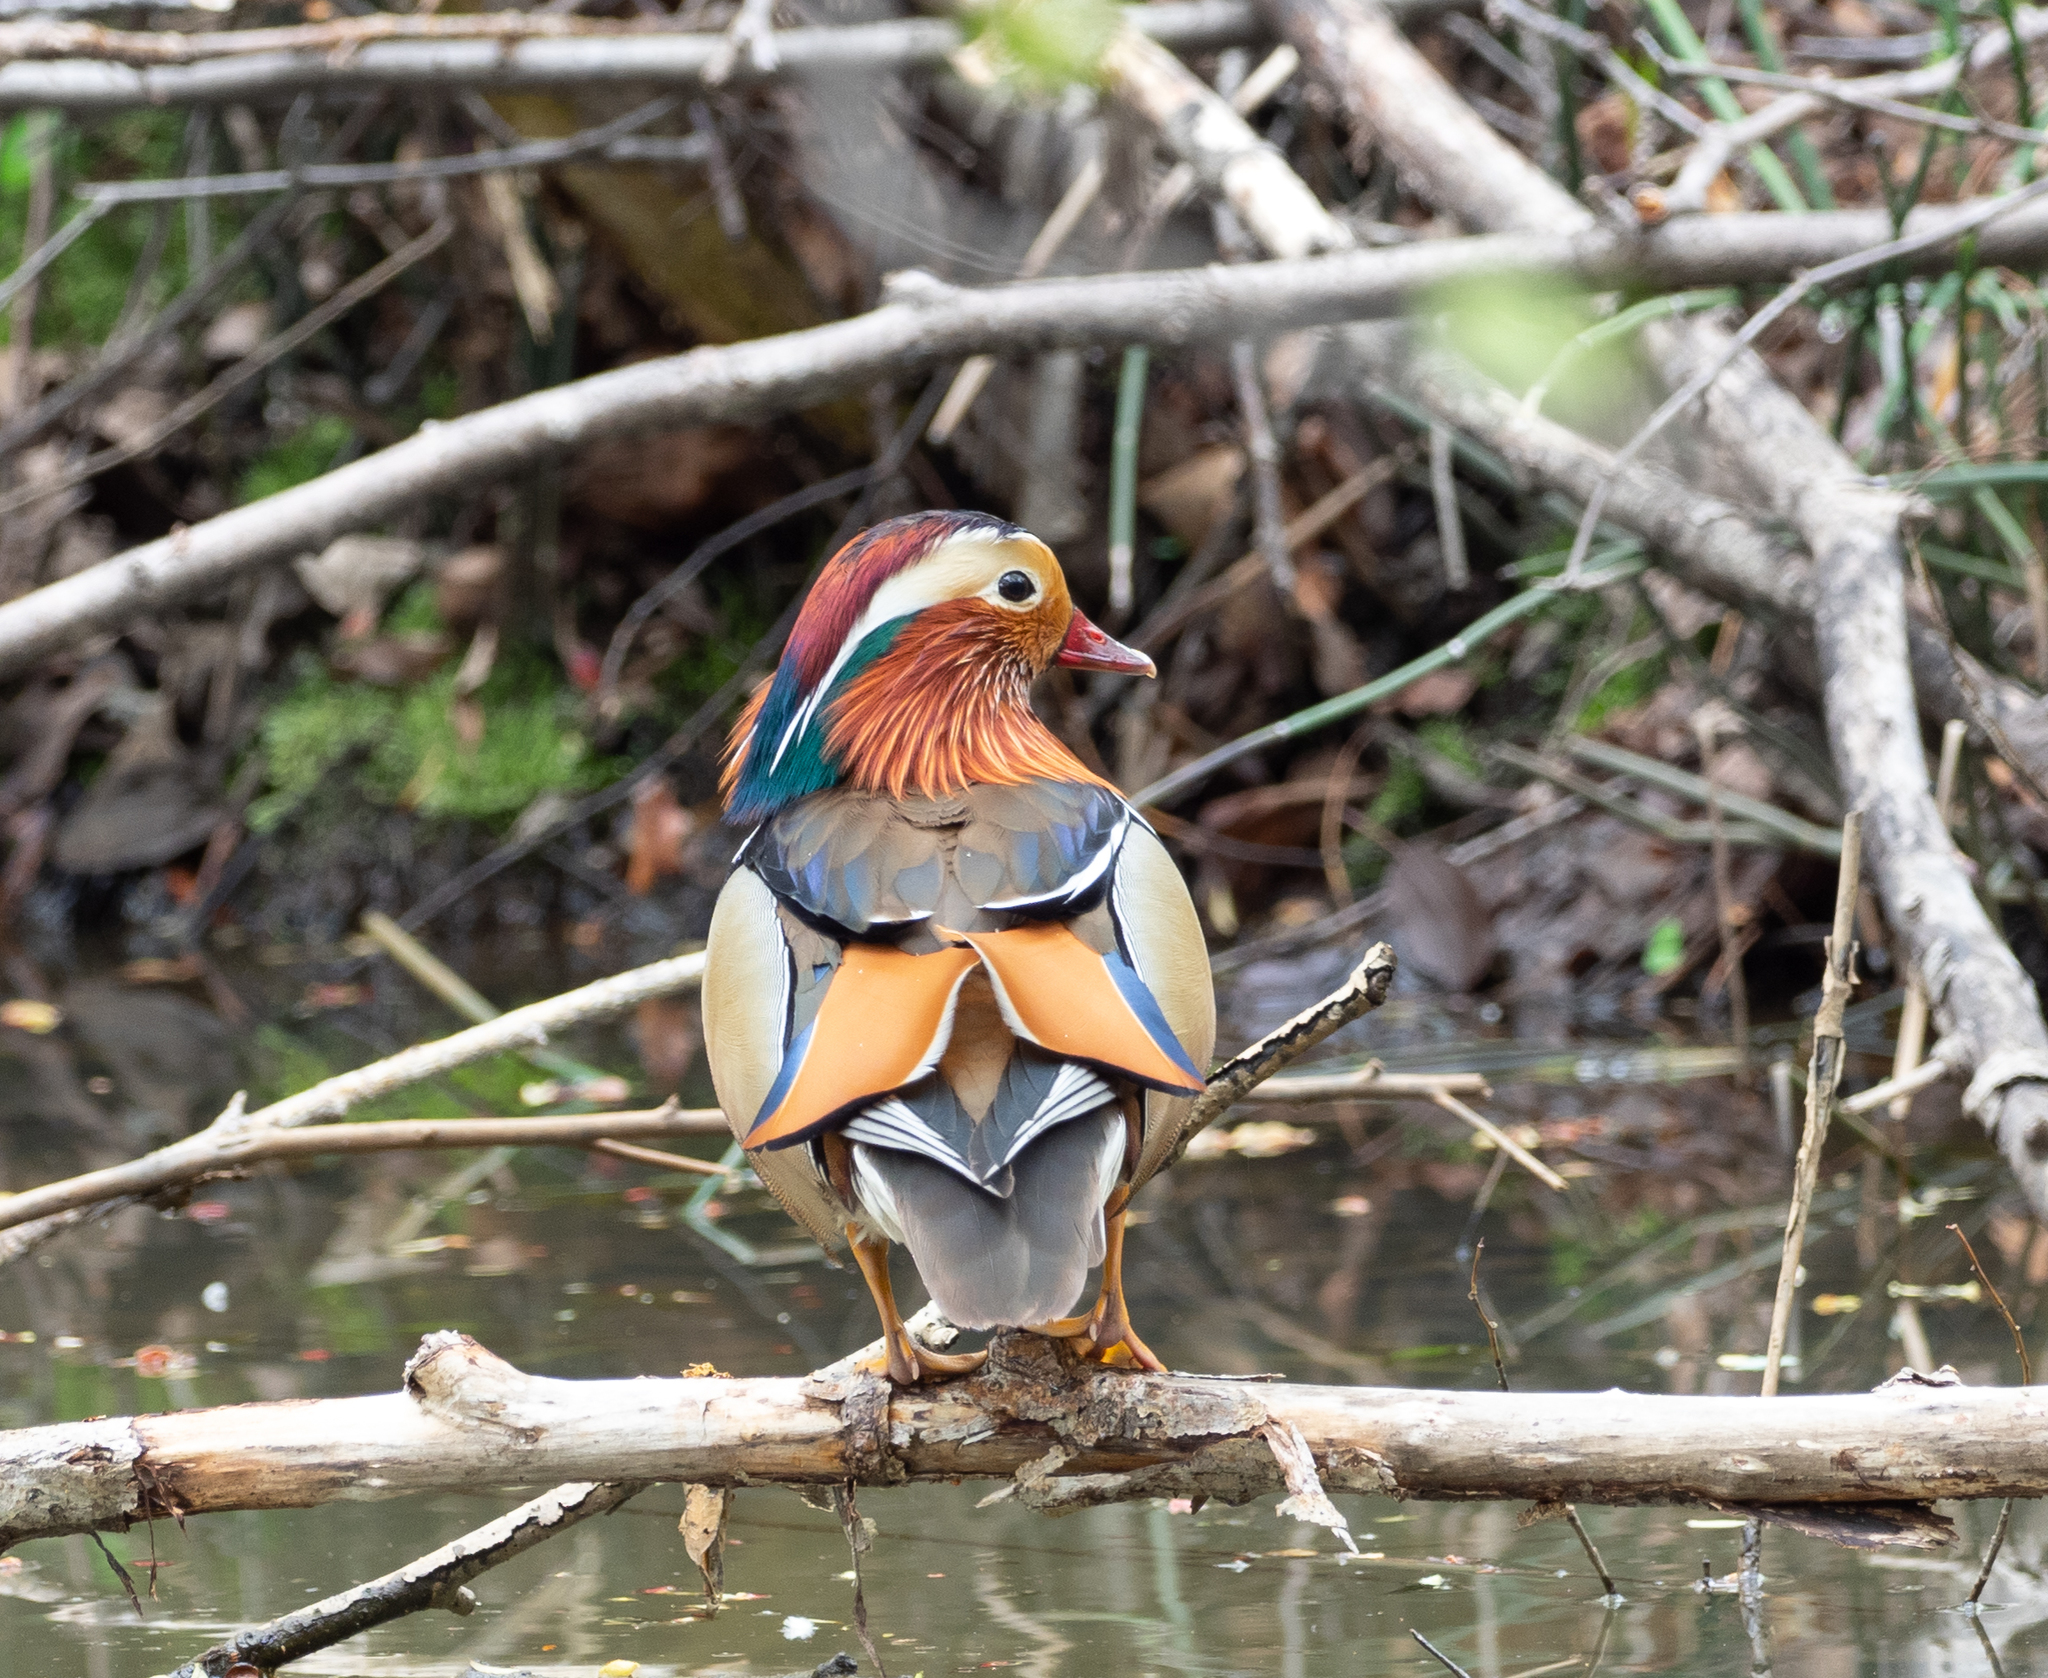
[
  {"left": 1574, "top": 650, "right": 1667, "bottom": 734},
  {"left": 962, "top": 0, "right": 1123, "bottom": 88},
  {"left": 1369, "top": 754, "right": 1428, "bottom": 829},
  {"left": 251, "top": 638, "right": 623, "bottom": 833},
  {"left": 1418, "top": 717, "right": 1482, "bottom": 777},
  {"left": 238, "top": 414, "right": 354, "bottom": 505},
  {"left": 0, "top": 111, "right": 249, "bottom": 348}
]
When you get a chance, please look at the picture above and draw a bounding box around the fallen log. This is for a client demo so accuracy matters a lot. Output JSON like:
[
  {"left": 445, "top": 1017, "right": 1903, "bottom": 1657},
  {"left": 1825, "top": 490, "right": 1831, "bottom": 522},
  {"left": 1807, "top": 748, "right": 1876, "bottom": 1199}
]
[{"left": 0, "top": 1329, "right": 2018, "bottom": 1556}]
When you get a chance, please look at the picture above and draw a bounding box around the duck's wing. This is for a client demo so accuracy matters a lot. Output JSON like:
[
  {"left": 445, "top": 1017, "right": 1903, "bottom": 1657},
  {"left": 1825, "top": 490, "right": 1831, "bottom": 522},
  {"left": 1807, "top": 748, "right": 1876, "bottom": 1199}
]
[
  {"left": 707, "top": 784, "right": 1213, "bottom": 1209},
  {"left": 1110, "top": 822, "right": 1218, "bottom": 1190},
  {"left": 741, "top": 780, "right": 1130, "bottom": 936},
  {"left": 701, "top": 866, "right": 847, "bottom": 1252},
  {"left": 952, "top": 920, "right": 1205, "bottom": 1094}
]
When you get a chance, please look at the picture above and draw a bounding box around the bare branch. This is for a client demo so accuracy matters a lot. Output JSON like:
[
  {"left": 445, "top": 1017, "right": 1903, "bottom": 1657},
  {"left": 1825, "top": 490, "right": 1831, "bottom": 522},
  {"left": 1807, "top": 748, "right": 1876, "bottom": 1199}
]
[
  {"left": 12, "top": 197, "right": 2048, "bottom": 681},
  {"left": 164, "top": 1480, "right": 645, "bottom": 1678},
  {"left": 0, "top": 1329, "right": 2010, "bottom": 1556},
  {"left": 0, "top": 951, "right": 706, "bottom": 1251},
  {"left": 0, "top": 1, "right": 1269, "bottom": 110}
]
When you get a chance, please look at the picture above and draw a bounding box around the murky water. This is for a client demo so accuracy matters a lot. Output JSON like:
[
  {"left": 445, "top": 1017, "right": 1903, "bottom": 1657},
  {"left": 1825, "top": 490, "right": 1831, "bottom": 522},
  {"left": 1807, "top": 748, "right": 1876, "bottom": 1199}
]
[{"left": 3, "top": 937, "right": 2044, "bottom": 1676}]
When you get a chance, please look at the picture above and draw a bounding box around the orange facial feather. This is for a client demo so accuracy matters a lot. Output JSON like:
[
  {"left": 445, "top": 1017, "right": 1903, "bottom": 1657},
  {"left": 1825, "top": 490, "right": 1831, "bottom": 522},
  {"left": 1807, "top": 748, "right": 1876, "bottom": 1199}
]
[{"left": 824, "top": 597, "right": 1108, "bottom": 801}]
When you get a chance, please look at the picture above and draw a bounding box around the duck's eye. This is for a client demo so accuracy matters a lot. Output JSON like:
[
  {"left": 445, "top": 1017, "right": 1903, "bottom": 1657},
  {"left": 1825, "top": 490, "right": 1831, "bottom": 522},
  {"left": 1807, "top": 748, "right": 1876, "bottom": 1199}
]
[{"left": 997, "top": 570, "right": 1036, "bottom": 604}]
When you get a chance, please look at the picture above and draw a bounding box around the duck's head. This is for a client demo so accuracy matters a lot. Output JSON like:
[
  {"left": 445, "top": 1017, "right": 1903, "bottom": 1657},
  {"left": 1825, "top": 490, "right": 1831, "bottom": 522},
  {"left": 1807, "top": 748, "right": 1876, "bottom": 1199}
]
[{"left": 722, "top": 510, "right": 1151, "bottom": 823}]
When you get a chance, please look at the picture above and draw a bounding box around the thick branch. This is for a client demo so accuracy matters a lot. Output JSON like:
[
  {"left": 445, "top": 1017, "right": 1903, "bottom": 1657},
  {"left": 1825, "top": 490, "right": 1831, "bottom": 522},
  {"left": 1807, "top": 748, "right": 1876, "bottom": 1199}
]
[
  {"left": 10, "top": 204, "right": 2048, "bottom": 681},
  {"left": 0, "top": 1331, "right": 2019, "bottom": 1556}
]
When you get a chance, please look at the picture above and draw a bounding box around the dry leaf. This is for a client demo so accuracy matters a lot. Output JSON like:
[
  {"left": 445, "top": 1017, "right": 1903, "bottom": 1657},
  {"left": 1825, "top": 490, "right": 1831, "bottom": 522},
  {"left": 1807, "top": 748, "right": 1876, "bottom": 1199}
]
[
  {"left": 635, "top": 995, "right": 701, "bottom": 1096},
  {"left": 1184, "top": 1121, "right": 1317, "bottom": 1160},
  {"left": 625, "top": 778, "right": 693, "bottom": 895},
  {"left": 1385, "top": 847, "right": 1496, "bottom": 991},
  {"left": 679, "top": 1483, "right": 735, "bottom": 1601}
]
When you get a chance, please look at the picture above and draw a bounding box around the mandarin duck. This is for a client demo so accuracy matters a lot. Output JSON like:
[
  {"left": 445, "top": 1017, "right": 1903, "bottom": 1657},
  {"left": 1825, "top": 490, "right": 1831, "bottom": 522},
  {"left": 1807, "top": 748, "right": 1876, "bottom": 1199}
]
[{"left": 703, "top": 511, "right": 1215, "bottom": 1384}]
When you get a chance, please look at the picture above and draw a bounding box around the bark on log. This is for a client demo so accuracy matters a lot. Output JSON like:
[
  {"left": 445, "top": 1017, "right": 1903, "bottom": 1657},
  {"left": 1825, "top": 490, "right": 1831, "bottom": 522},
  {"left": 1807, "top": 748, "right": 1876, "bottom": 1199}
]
[
  {"left": 0, "top": 1331, "right": 2022, "bottom": 1556},
  {"left": 1261, "top": 0, "right": 2048, "bottom": 1219},
  {"left": 11, "top": 204, "right": 2048, "bottom": 683}
]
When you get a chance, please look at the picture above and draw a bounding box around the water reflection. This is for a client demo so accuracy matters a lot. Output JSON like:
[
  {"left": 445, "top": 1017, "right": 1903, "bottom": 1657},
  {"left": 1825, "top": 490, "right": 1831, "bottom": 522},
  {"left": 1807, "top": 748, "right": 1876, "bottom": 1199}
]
[{"left": 1, "top": 942, "right": 2043, "bottom": 1675}]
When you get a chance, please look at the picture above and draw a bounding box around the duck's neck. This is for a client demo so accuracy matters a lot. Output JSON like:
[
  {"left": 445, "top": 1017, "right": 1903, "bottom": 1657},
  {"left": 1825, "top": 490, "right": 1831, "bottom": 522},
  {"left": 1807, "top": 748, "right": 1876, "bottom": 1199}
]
[{"left": 724, "top": 606, "right": 1103, "bottom": 821}]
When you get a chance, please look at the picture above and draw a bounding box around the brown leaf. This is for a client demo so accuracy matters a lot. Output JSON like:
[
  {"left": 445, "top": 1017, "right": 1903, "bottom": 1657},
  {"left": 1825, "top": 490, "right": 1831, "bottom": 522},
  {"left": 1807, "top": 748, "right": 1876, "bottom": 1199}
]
[
  {"left": 1139, "top": 444, "right": 1244, "bottom": 547},
  {"left": 569, "top": 426, "right": 765, "bottom": 530},
  {"left": 436, "top": 546, "right": 503, "bottom": 632},
  {"left": 1385, "top": 846, "right": 1496, "bottom": 991},
  {"left": 679, "top": 1483, "right": 734, "bottom": 1601},
  {"left": 1392, "top": 668, "right": 1478, "bottom": 718},
  {"left": 1574, "top": 92, "right": 1634, "bottom": 175},
  {"left": 625, "top": 778, "right": 693, "bottom": 895},
  {"left": 635, "top": 995, "right": 701, "bottom": 1096},
  {"left": 329, "top": 632, "right": 453, "bottom": 687}
]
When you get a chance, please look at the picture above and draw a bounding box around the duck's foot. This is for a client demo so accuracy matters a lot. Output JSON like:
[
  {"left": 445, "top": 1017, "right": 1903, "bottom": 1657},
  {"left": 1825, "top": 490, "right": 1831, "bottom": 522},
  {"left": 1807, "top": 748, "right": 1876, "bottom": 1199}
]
[
  {"left": 853, "top": 1330, "right": 990, "bottom": 1385},
  {"left": 1031, "top": 1301, "right": 1166, "bottom": 1372}
]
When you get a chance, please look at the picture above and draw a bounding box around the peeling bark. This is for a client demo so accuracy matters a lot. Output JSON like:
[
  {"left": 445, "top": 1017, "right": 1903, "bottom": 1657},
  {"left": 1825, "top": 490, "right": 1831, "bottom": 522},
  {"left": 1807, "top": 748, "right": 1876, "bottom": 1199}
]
[{"left": 0, "top": 1330, "right": 2034, "bottom": 1554}]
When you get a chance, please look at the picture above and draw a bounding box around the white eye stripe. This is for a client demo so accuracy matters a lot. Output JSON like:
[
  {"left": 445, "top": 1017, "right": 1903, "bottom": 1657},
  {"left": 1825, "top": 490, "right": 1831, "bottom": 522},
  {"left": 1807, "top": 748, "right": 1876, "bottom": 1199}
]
[{"left": 769, "top": 532, "right": 1026, "bottom": 772}]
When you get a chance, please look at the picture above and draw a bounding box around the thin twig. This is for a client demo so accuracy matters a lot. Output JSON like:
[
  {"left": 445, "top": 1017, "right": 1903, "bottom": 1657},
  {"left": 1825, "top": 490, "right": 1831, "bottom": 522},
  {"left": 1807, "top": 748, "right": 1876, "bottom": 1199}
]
[
  {"left": 1107, "top": 344, "right": 1150, "bottom": 615},
  {"left": 1432, "top": 1089, "right": 1569, "bottom": 1191},
  {"left": 1949, "top": 1217, "right": 2029, "bottom": 1609},
  {"left": 1231, "top": 338, "right": 1295, "bottom": 595},
  {"left": 596, "top": 371, "right": 950, "bottom": 714},
  {"left": 76, "top": 96, "right": 681, "bottom": 203},
  {"left": 1471, "top": 1242, "right": 1621, "bottom": 1599},
  {"left": 1761, "top": 809, "right": 1863, "bottom": 1398},
  {"left": 0, "top": 196, "right": 107, "bottom": 322},
  {"left": 1563, "top": 1506, "right": 1622, "bottom": 1602},
  {"left": 1950, "top": 1223, "right": 2032, "bottom": 1384},
  {"left": 836, "top": 1482, "right": 889, "bottom": 1678},
  {"left": 1428, "top": 421, "right": 1469, "bottom": 591},
  {"left": 1652, "top": 48, "right": 2048, "bottom": 151},
  {"left": 1889, "top": 720, "right": 1967, "bottom": 1123},
  {"left": 1706, "top": 788, "right": 1751, "bottom": 1073},
  {"left": 0, "top": 951, "right": 707, "bottom": 1247},
  {"left": 0, "top": 216, "right": 454, "bottom": 518},
  {"left": 89, "top": 1532, "right": 143, "bottom": 1618},
  {"left": 1169, "top": 944, "right": 1395, "bottom": 1166},
  {"left": 1837, "top": 1056, "right": 1952, "bottom": 1116},
  {"left": 1412, "top": 1630, "right": 1476, "bottom": 1677},
  {"left": 1469, "top": 1239, "right": 1509, "bottom": 1391},
  {"left": 165, "top": 1480, "right": 644, "bottom": 1677}
]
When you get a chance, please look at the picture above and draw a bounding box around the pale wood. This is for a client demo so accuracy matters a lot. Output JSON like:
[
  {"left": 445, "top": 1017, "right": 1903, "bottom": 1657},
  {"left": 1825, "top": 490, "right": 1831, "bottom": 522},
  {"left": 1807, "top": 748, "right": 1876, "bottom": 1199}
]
[{"left": 0, "top": 1332, "right": 2027, "bottom": 1555}]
